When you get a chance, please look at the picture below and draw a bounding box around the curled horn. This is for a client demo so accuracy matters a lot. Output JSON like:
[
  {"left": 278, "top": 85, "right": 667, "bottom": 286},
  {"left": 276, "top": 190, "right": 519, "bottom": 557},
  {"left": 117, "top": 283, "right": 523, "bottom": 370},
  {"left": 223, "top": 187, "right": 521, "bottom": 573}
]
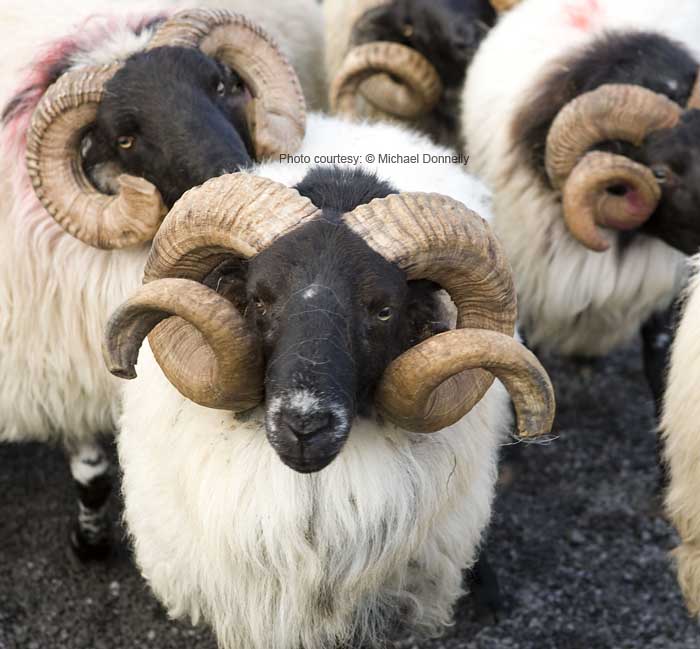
[
  {"left": 26, "top": 64, "right": 167, "bottom": 249},
  {"left": 490, "top": 0, "right": 521, "bottom": 11},
  {"left": 148, "top": 9, "right": 306, "bottom": 159},
  {"left": 103, "top": 173, "right": 321, "bottom": 410},
  {"left": 330, "top": 41, "right": 442, "bottom": 119},
  {"left": 344, "top": 193, "right": 555, "bottom": 436},
  {"left": 688, "top": 69, "right": 700, "bottom": 110},
  {"left": 104, "top": 278, "right": 262, "bottom": 411},
  {"left": 545, "top": 84, "right": 682, "bottom": 251}
]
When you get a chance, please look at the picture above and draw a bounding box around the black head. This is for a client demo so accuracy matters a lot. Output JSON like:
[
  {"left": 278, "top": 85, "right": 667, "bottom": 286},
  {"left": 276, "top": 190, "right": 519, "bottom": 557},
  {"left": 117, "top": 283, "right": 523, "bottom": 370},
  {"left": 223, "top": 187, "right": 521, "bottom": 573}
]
[
  {"left": 638, "top": 111, "right": 700, "bottom": 254},
  {"left": 352, "top": 0, "right": 495, "bottom": 88},
  {"left": 204, "top": 167, "right": 447, "bottom": 473},
  {"left": 513, "top": 31, "right": 699, "bottom": 180},
  {"left": 81, "top": 46, "right": 253, "bottom": 208}
]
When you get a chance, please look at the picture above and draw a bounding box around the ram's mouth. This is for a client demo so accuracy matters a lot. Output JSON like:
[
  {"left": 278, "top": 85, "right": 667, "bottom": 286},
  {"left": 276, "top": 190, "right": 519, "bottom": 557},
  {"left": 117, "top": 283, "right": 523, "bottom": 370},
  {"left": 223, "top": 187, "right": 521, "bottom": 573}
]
[
  {"left": 267, "top": 433, "right": 349, "bottom": 474},
  {"left": 274, "top": 448, "right": 344, "bottom": 474}
]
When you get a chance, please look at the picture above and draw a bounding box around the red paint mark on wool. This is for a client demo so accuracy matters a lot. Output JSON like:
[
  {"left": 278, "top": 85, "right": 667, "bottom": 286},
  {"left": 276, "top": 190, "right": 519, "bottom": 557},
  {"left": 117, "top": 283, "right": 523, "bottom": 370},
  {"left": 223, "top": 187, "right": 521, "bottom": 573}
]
[
  {"left": 565, "top": 0, "right": 601, "bottom": 32},
  {"left": 0, "top": 10, "right": 168, "bottom": 233},
  {"left": 1, "top": 10, "right": 169, "bottom": 187},
  {"left": 3, "top": 36, "right": 77, "bottom": 155}
]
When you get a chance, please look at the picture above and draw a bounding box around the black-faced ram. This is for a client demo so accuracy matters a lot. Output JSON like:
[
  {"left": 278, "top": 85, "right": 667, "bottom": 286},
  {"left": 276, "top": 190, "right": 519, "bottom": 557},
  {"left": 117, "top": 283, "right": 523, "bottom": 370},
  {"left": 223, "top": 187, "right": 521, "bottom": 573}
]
[
  {"left": 0, "top": 0, "right": 312, "bottom": 559},
  {"left": 103, "top": 116, "right": 555, "bottom": 649},
  {"left": 463, "top": 0, "right": 700, "bottom": 413},
  {"left": 325, "top": 0, "right": 519, "bottom": 148}
]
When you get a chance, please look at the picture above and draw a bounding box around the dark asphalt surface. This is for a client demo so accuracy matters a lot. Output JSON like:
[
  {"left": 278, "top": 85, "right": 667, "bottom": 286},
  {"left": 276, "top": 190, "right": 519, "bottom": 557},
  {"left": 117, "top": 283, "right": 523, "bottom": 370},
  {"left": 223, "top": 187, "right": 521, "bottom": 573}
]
[{"left": 1, "top": 340, "right": 699, "bottom": 649}]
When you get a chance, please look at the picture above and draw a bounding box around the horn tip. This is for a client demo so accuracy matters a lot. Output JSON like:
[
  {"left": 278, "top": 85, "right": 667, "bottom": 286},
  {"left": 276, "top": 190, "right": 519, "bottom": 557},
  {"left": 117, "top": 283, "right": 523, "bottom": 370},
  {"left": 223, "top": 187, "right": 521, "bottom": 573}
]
[{"left": 515, "top": 414, "right": 554, "bottom": 439}]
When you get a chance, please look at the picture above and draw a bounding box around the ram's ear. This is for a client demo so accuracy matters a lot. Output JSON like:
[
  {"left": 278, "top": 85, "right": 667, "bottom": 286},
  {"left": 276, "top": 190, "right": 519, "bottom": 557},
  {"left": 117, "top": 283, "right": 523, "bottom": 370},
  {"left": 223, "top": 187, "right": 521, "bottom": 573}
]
[
  {"left": 405, "top": 279, "right": 450, "bottom": 346},
  {"left": 202, "top": 257, "right": 249, "bottom": 314}
]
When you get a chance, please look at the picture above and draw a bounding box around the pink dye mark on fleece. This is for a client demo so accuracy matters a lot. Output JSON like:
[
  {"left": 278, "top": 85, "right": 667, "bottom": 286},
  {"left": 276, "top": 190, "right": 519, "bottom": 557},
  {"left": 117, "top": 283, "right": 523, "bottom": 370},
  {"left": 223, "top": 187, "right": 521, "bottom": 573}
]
[
  {"left": 2, "top": 12, "right": 168, "bottom": 160},
  {"left": 0, "top": 10, "right": 168, "bottom": 235},
  {"left": 2, "top": 36, "right": 78, "bottom": 159},
  {"left": 565, "top": 0, "right": 601, "bottom": 32}
]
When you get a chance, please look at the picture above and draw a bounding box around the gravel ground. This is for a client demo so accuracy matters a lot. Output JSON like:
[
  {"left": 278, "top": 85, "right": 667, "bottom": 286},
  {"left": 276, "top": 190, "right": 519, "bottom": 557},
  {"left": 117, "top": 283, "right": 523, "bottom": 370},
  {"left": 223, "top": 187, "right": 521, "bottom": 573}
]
[{"left": 1, "top": 340, "right": 699, "bottom": 649}]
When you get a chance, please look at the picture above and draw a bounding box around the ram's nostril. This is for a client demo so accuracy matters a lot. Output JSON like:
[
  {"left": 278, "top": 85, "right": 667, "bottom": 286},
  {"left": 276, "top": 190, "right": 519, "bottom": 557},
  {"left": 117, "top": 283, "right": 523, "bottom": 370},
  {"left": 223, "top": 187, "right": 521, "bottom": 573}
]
[{"left": 282, "top": 410, "right": 333, "bottom": 440}]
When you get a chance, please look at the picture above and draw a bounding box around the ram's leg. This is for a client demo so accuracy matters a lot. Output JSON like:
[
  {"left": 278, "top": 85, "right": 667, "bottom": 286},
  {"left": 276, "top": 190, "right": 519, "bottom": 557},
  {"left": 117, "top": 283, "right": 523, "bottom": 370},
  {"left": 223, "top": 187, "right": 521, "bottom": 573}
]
[
  {"left": 67, "top": 441, "right": 112, "bottom": 561},
  {"left": 465, "top": 551, "right": 502, "bottom": 624},
  {"left": 641, "top": 303, "right": 679, "bottom": 493}
]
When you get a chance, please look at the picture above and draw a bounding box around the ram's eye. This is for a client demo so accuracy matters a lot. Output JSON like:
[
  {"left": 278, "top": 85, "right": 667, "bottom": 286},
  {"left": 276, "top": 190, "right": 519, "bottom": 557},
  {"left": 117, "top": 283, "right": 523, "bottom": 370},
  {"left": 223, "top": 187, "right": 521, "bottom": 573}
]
[
  {"left": 117, "top": 135, "right": 135, "bottom": 150},
  {"left": 377, "top": 307, "right": 393, "bottom": 322},
  {"left": 651, "top": 165, "right": 669, "bottom": 183},
  {"left": 254, "top": 298, "right": 267, "bottom": 316},
  {"left": 216, "top": 80, "right": 226, "bottom": 96},
  {"left": 402, "top": 21, "right": 414, "bottom": 38},
  {"left": 231, "top": 75, "right": 245, "bottom": 93}
]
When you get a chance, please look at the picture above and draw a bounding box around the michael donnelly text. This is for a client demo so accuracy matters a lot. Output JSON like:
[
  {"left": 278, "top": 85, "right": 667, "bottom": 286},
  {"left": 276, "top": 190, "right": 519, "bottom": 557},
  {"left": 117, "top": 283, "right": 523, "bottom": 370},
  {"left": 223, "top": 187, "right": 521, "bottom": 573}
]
[{"left": 279, "top": 153, "right": 470, "bottom": 166}]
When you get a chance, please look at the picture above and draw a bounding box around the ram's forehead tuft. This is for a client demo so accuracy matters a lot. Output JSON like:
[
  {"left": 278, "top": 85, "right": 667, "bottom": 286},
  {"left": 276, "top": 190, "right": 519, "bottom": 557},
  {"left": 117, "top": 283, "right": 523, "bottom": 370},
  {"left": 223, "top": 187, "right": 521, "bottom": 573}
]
[{"left": 68, "top": 15, "right": 166, "bottom": 69}]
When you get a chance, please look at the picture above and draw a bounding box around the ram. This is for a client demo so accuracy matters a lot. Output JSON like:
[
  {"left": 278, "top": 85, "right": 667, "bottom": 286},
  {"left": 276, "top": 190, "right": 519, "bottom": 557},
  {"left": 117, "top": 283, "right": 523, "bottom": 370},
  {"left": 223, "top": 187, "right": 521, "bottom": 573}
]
[
  {"left": 104, "top": 113, "right": 555, "bottom": 649},
  {"left": 661, "top": 256, "right": 700, "bottom": 618},
  {"left": 463, "top": 0, "right": 700, "bottom": 414},
  {"left": 325, "top": 0, "right": 518, "bottom": 147},
  {"left": 0, "top": 0, "right": 314, "bottom": 559}
]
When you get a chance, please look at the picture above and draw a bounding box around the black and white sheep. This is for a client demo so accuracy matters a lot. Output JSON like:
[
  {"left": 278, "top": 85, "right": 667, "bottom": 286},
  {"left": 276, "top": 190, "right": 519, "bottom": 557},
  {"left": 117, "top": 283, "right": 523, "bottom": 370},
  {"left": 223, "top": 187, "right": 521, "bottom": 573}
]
[
  {"left": 463, "top": 0, "right": 700, "bottom": 408},
  {"left": 325, "top": 0, "right": 518, "bottom": 148},
  {"left": 661, "top": 255, "right": 700, "bottom": 618},
  {"left": 0, "top": 0, "right": 316, "bottom": 558},
  {"left": 103, "top": 114, "right": 555, "bottom": 649}
]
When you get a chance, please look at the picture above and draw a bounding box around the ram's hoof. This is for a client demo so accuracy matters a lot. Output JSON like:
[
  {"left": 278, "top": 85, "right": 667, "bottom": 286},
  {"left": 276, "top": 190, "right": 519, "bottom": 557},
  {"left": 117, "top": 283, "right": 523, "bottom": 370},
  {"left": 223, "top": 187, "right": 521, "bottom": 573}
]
[{"left": 68, "top": 524, "right": 112, "bottom": 563}]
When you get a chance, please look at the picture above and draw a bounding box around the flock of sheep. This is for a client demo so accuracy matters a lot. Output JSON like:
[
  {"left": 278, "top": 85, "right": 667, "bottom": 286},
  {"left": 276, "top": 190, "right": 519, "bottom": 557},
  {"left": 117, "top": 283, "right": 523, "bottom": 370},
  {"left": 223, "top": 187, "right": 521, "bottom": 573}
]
[{"left": 2, "top": 0, "right": 700, "bottom": 646}]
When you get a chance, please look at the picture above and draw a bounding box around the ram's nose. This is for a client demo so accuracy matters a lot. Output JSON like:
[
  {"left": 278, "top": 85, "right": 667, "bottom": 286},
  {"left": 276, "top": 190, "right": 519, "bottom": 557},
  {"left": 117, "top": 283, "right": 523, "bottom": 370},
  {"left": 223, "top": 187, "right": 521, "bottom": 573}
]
[
  {"left": 279, "top": 409, "right": 335, "bottom": 442},
  {"left": 265, "top": 391, "right": 353, "bottom": 473}
]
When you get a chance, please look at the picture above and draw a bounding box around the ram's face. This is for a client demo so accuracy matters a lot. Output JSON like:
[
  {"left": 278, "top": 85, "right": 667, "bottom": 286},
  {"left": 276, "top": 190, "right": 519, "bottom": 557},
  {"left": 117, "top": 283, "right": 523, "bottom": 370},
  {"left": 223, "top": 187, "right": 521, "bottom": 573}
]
[
  {"left": 207, "top": 218, "right": 439, "bottom": 473},
  {"left": 352, "top": 0, "right": 494, "bottom": 87},
  {"left": 81, "top": 47, "right": 254, "bottom": 208},
  {"left": 640, "top": 111, "right": 700, "bottom": 254}
]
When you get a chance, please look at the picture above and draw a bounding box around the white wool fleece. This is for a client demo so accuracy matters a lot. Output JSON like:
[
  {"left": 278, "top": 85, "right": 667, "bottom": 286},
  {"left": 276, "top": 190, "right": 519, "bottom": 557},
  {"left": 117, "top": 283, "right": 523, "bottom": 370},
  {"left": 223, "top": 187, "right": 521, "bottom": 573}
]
[{"left": 662, "top": 254, "right": 700, "bottom": 619}]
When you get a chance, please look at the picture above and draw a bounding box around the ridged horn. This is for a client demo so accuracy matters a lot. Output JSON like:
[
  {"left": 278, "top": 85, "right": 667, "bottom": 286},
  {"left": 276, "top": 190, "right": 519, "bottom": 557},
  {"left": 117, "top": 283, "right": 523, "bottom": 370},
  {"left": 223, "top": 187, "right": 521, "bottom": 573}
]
[
  {"left": 148, "top": 9, "right": 306, "bottom": 159},
  {"left": 545, "top": 84, "right": 682, "bottom": 251},
  {"left": 104, "top": 173, "right": 321, "bottom": 410},
  {"left": 330, "top": 41, "right": 442, "bottom": 119},
  {"left": 26, "top": 64, "right": 167, "bottom": 249},
  {"left": 343, "top": 192, "right": 555, "bottom": 435},
  {"left": 561, "top": 151, "right": 661, "bottom": 252},
  {"left": 490, "top": 0, "right": 520, "bottom": 11},
  {"left": 689, "top": 70, "right": 700, "bottom": 110},
  {"left": 104, "top": 278, "right": 262, "bottom": 410}
]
